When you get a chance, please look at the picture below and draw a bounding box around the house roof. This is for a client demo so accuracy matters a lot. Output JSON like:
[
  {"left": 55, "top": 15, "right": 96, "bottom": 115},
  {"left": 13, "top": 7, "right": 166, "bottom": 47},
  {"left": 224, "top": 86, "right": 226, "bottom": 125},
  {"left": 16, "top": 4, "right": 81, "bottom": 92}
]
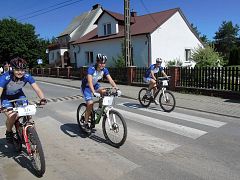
[
  {"left": 94, "top": 10, "right": 135, "bottom": 24},
  {"left": 58, "top": 12, "right": 89, "bottom": 37},
  {"left": 72, "top": 8, "right": 182, "bottom": 45},
  {"left": 58, "top": 4, "right": 102, "bottom": 38}
]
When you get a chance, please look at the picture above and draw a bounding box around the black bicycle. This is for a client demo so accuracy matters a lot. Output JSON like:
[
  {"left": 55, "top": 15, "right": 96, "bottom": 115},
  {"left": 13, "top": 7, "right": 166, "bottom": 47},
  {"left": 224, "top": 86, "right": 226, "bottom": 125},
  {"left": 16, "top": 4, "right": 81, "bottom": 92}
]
[
  {"left": 77, "top": 88, "right": 127, "bottom": 148},
  {"left": 138, "top": 76, "right": 176, "bottom": 112}
]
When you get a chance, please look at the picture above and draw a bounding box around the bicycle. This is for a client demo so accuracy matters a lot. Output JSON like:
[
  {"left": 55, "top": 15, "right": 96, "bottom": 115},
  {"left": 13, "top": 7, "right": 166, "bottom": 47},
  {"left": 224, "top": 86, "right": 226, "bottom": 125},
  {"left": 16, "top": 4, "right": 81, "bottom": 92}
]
[
  {"left": 0, "top": 99, "right": 46, "bottom": 177},
  {"left": 77, "top": 88, "right": 127, "bottom": 148},
  {"left": 138, "top": 76, "right": 176, "bottom": 112}
]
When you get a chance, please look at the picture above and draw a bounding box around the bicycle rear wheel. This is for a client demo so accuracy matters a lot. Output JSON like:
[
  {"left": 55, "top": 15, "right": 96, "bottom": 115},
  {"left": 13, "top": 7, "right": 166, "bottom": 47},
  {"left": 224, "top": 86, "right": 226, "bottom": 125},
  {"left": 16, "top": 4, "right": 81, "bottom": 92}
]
[
  {"left": 138, "top": 88, "right": 151, "bottom": 107},
  {"left": 77, "top": 103, "right": 87, "bottom": 131},
  {"left": 27, "top": 127, "right": 45, "bottom": 177},
  {"left": 102, "top": 110, "right": 127, "bottom": 148},
  {"left": 159, "top": 90, "right": 176, "bottom": 112}
]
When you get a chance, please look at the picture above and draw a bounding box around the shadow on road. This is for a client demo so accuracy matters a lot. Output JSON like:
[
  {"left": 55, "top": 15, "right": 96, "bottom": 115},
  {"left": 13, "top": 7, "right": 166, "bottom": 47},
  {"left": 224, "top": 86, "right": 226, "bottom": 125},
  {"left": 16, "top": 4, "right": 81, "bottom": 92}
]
[
  {"left": 224, "top": 99, "right": 240, "bottom": 104},
  {"left": 60, "top": 123, "right": 111, "bottom": 146},
  {"left": 120, "top": 102, "right": 164, "bottom": 112},
  {"left": 0, "top": 138, "right": 41, "bottom": 177}
]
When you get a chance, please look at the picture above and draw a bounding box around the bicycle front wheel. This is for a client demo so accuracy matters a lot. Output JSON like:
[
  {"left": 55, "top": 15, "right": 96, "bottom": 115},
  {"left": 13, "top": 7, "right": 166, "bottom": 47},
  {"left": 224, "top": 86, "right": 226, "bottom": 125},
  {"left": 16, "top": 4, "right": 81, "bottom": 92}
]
[
  {"left": 102, "top": 110, "right": 127, "bottom": 148},
  {"left": 77, "top": 103, "right": 87, "bottom": 131},
  {"left": 159, "top": 90, "right": 176, "bottom": 112},
  {"left": 13, "top": 121, "right": 23, "bottom": 152},
  {"left": 138, "top": 88, "right": 151, "bottom": 107},
  {"left": 27, "top": 127, "right": 45, "bottom": 177}
]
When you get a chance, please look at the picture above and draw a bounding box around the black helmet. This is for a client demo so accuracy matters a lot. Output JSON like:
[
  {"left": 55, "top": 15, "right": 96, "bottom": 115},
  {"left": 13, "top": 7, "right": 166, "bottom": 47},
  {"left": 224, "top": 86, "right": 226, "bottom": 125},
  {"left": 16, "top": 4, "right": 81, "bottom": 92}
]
[
  {"left": 96, "top": 53, "right": 107, "bottom": 63},
  {"left": 96, "top": 53, "right": 102, "bottom": 61},
  {"left": 10, "top": 57, "right": 27, "bottom": 69},
  {"left": 156, "top": 58, "right": 162, "bottom": 63},
  {"left": 102, "top": 55, "right": 107, "bottom": 63}
]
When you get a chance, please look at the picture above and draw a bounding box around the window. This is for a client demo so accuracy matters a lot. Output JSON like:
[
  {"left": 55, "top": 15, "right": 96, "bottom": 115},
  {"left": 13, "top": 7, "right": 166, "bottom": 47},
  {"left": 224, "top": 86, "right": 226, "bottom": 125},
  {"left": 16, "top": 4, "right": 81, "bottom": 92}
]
[
  {"left": 185, "top": 49, "right": 191, "bottom": 61},
  {"left": 85, "top": 51, "right": 93, "bottom": 64},
  {"left": 103, "top": 23, "right": 111, "bottom": 36}
]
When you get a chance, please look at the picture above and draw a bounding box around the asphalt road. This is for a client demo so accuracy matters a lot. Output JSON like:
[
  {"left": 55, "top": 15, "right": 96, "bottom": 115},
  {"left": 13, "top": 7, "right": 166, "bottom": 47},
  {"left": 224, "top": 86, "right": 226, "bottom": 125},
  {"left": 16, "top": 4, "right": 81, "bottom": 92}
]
[{"left": 0, "top": 82, "right": 240, "bottom": 180}]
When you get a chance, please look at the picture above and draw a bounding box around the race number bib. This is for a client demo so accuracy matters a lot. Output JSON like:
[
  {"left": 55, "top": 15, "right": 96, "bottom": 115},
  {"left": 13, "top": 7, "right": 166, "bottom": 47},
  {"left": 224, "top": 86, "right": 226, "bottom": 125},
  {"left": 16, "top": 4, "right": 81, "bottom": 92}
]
[{"left": 17, "top": 105, "right": 37, "bottom": 116}]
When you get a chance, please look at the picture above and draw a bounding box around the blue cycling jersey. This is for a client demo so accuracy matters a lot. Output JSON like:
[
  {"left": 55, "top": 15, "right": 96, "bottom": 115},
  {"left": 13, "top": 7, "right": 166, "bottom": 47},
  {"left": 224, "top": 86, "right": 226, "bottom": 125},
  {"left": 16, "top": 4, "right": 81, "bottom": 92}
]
[
  {"left": 144, "top": 64, "right": 164, "bottom": 78},
  {"left": 0, "top": 71, "right": 35, "bottom": 95},
  {"left": 82, "top": 65, "right": 109, "bottom": 87}
]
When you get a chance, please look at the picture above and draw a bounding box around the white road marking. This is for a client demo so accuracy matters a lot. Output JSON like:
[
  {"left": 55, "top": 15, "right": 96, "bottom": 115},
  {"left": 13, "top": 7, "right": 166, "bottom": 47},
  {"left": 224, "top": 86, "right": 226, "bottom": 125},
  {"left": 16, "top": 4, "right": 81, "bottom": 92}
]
[{"left": 118, "top": 102, "right": 226, "bottom": 128}]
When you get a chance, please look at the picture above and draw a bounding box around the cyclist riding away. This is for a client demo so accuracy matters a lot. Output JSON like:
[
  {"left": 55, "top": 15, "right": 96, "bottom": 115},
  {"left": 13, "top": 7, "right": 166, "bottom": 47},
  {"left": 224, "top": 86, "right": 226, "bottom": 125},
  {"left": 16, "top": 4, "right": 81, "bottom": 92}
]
[
  {"left": 81, "top": 53, "right": 119, "bottom": 133},
  {"left": 143, "top": 58, "right": 168, "bottom": 105},
  {"left": 0, "top": 57, "right": 47, "bottom": 143}
]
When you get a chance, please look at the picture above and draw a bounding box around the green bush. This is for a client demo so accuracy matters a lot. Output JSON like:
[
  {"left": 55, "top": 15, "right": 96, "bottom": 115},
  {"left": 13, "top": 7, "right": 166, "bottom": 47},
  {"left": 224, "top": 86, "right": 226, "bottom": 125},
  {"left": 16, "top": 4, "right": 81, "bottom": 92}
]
[{"left": 192, "top": 45, "right": 224, "bottom": 67}]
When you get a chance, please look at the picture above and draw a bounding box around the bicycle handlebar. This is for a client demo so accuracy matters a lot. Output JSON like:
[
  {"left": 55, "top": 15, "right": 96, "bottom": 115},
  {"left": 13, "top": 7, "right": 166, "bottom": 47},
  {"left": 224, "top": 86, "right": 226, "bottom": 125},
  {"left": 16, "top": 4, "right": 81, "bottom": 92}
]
[
  {"left": 0, "top": 102, "right": 44, "bottom": 113},
  {"left": 94, "top": 87, "right": 121, "bottom": 98},
  {"left": 157, "top": 76, "right": 171, "bottom": 81}
]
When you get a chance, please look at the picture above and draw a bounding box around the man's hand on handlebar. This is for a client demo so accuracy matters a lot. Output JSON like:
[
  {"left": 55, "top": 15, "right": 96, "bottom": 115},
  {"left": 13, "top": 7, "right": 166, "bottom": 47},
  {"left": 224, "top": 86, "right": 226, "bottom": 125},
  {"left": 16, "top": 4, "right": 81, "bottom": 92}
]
[
  {"left": 93, "top": 92, "right": 101, "bottom": 98},
  {"left": 39, "top": 98, "right": 47, "bottom": 105}
]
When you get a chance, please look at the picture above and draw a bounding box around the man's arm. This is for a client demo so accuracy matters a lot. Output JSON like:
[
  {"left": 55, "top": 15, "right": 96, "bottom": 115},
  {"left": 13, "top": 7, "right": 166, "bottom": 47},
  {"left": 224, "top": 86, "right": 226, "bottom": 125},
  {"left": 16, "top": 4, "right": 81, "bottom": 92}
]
[
  {"left": 161, "top": 71, "right": 168, "bottom": 77},
  {"left": 31, "top": 82, "right": 45, "bottom": 100},
  {"left": 150, "top": 70, "right": 156, "bottom": 80},
  {"left": 0, "top": 87, "right": 3, "bottom": 98},
  {"left": 106, "top": 75, "right": 118, "bottom": 89},
  {"left": 87, "top": 75, "right": 95, "bottom": 93}
]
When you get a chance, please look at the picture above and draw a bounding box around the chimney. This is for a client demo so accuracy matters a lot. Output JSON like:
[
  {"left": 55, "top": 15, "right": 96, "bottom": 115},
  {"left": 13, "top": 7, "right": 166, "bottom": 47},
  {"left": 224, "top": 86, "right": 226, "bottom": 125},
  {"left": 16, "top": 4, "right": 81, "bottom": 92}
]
[
  {"left": 92, "top": 4, "right": 101, "bottom": 10},
  {"left": 130, "top": 9, "right": 137, "bottom": 17}
]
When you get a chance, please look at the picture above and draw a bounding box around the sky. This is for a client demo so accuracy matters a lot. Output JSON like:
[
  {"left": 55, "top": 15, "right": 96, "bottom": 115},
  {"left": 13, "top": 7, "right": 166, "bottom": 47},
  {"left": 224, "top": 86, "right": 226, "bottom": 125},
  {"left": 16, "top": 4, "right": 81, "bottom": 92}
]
[{"left": 0, "top": 0, "right": 239, "bottom": 40}]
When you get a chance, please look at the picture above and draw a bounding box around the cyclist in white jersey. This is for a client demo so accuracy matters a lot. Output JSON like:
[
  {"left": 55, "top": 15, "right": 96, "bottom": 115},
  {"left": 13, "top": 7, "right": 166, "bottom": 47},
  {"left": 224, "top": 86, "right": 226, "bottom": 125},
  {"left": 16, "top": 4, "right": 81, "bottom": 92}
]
[
  {"left": 81, "top": 54, "right": 119, "bottom": 132},
  {"left": 143, "top": 58, "right": 168, "bottom": 105},
  {"left": 0, "top": 57, "right": 47, "bottom": 143}
]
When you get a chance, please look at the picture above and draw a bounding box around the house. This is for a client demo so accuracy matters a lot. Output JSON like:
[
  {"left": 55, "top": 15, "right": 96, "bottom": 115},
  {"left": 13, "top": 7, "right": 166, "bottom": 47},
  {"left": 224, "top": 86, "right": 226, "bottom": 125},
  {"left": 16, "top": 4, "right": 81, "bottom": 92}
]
[
  {"left": 47, "top": 4, "right": 103, "bottom": 67},
  {"left": 71, "top": 7, "right": 204, "bottom": 67}
]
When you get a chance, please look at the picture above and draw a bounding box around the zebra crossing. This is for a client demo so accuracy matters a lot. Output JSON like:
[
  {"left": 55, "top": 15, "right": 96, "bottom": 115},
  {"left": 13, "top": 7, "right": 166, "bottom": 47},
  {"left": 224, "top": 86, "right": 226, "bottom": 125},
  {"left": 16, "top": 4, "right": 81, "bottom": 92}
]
[
  {"left": 0, "top": 99, "right": 228, "bottom": 179},
  {"left": 52, "top": 100, "right": 227, "bottom": 155}
]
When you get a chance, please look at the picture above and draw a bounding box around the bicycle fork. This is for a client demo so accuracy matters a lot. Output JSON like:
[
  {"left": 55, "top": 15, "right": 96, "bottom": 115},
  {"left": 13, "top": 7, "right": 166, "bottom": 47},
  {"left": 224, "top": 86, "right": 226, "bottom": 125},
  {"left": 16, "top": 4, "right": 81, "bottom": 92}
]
[
  {"left": 23, "top": 124, "right": 34, "bottom": 156},
  {"left": 161, "top": 88, "right": 169, "bottom": 102},
  {"left": 105, "top": 106, "right": 116, "bottom": 130}
]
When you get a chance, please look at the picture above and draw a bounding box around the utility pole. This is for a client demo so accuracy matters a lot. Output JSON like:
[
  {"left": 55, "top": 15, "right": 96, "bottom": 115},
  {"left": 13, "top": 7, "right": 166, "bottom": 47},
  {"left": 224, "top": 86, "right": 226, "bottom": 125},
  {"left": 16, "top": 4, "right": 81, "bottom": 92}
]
[{"left": 124, "top": 0, "right": 131, "bottom": 67}]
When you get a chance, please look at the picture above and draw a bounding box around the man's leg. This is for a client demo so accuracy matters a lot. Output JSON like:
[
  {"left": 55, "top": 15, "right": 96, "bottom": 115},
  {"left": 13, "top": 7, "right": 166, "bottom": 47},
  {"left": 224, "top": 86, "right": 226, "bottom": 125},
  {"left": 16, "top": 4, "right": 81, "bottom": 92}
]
[{"left": 5, "top": 111, "right": 17, "bottom": 143}]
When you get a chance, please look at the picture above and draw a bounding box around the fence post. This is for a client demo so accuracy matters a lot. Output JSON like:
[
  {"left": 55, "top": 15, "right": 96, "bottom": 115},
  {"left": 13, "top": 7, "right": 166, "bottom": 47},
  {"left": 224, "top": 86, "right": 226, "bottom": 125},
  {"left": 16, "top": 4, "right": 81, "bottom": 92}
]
[
  {"left": 67, "top": 67, "right": 72, "bottom": 79},
  {"left": 56, "top": 67, "right": 59, "bottom": 77},
  {"left": 169, "top": 67, "right": 180, "bottom": 91},
  {"left": 48, "top": 68, "right": 51, "bottom": 76},
  {"left": 41, "top": 68, "right": 44, "bottom": 76},
  {"left": 127, "top": 66, "right": 136, "bottom": 85}
]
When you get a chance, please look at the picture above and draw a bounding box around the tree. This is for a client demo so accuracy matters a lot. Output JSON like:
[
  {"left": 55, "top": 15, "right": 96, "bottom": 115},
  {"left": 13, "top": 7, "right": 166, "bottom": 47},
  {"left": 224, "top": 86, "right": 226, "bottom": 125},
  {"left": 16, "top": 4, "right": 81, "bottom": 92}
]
[
  {"left": 228, "top": 48, "right": 239, "bottom": 65},
  {"left": 0, "top": 18, "right": 50, "bottom": 67},
  {"left": 190, "top": 23, "right": 210, "bottom": 45},
  {"left": 192, "top": 45, "right": 224, "bottom": 67},
  {"left": 214, "top": 21, "right": 239, "bottom": 61}
]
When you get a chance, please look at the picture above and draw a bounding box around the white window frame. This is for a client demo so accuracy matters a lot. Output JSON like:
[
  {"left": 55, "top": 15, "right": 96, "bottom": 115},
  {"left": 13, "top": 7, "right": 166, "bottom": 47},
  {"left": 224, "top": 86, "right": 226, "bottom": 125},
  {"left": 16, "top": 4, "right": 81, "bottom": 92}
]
[
  {"left": 185, "top": 49, "right": 192, "bottom": 61},
  {"left": 103, "top": 23, "right": 112, "bottom": 36},
  {"left": 85, "top": 51, "right": 93, "bottom": 65}
]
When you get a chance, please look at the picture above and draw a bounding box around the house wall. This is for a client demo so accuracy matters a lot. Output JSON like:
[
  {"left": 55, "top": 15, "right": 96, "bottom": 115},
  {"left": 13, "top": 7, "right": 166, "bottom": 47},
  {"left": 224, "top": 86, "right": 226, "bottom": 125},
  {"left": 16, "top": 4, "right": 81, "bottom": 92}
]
[
  {"left": 151, "top": 11, "right": 203, "bottom": 65},
  {"left": 97, "top": 13, "right": 119, "bottom": 36},
  {"left": 131, "top": 35, "right": 149, "bottom": 67},
  {"left": 76, "top": 39, "right": 123, "bottom": 67},
  {"left": 48, "top": 48, "right": 68, "bottom": 64}
]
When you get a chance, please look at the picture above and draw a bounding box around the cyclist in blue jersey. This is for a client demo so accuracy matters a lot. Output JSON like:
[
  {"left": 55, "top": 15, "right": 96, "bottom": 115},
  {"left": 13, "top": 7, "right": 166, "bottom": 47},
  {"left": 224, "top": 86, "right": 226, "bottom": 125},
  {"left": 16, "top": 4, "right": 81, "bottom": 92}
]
[
  {"left": 81, "top": 53, "right": 119, "bottom": 132},
  {"left": 0, "top": 57, "right": 47, "bottom": 143},
  {"left": 143, "top": 58, "right": 168, "bottom": 105}
]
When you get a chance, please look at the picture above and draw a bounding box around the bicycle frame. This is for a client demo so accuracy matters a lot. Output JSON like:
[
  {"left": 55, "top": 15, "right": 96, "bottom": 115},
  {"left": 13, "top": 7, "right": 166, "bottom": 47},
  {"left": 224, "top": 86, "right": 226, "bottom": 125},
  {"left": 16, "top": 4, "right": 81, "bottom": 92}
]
[
  {"left": 92, "top": 97, "right": 116, "bottom": 129},
  {"left": 15, "top": 116, "right": 35, "bottom": 155},
  {"left": 149, "top": 79, "right": 168, "bottom": 99}
]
